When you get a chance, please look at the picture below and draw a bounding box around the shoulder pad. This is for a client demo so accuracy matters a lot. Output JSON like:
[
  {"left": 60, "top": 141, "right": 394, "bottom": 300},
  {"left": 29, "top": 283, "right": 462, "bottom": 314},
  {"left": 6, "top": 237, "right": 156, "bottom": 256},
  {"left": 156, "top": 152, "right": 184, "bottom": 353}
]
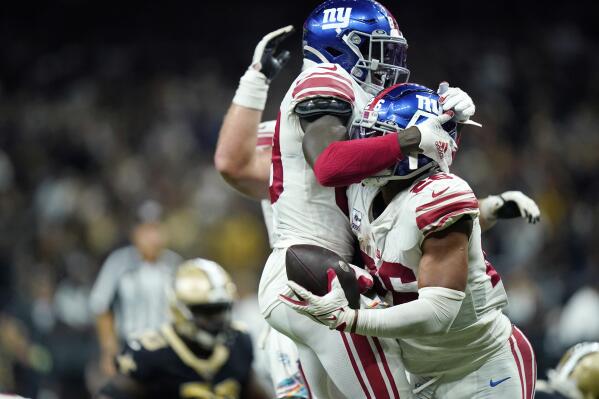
[
  {"left": 292, "top": 64, "right": 356, "bottom": 104},
  {"left": 295, "top": 97, "right": 352, "bottom": 118},
  {"left": 410, "top": 173, "right": 479, "bottom": 236}
]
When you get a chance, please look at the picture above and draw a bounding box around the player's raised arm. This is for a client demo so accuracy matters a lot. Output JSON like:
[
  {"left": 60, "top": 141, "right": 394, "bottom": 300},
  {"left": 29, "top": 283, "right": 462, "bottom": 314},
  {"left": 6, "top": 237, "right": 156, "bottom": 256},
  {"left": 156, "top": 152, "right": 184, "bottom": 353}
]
[{"left": 214, "top": 26, "right": 293, "bottom": 199}]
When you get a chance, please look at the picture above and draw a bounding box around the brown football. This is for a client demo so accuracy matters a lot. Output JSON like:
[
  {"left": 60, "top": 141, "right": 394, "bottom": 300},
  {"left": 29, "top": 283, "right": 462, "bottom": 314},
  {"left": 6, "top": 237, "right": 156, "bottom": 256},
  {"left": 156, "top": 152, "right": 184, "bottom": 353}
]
[{"left": 285, "top": 244, "right": 360, "bottom": 309}]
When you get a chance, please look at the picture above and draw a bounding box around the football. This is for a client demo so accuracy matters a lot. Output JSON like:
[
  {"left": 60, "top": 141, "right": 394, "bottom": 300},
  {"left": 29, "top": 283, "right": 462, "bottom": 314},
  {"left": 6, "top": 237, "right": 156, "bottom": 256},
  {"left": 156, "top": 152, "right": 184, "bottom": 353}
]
[{"left": 285, "top": 244, "right": 361, "bottom": 309}]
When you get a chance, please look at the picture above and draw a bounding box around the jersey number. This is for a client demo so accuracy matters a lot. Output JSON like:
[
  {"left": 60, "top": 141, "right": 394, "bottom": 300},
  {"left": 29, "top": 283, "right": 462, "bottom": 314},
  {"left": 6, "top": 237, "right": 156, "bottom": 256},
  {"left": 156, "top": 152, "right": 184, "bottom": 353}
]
[{"left": 361, "top": 252, "right": 418, "bottom": 305}]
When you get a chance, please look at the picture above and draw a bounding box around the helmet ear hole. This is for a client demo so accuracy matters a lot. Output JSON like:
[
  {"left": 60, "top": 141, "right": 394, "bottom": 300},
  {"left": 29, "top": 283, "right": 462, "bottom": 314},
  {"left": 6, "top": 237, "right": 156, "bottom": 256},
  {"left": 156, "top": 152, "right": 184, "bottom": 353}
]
[{"left": 325, "top": 46, "right": 343, "bottom": 57}]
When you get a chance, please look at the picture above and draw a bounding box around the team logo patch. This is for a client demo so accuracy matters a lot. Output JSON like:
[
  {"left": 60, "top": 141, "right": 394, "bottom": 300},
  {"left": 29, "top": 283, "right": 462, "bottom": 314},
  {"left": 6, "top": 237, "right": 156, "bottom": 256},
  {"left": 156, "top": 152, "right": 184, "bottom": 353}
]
[
  {"left": 415, "top": 94, "right": 440, "bottom": 114},
  {"left": 351, "top": 208, "right": 362, "bottom": 231}
]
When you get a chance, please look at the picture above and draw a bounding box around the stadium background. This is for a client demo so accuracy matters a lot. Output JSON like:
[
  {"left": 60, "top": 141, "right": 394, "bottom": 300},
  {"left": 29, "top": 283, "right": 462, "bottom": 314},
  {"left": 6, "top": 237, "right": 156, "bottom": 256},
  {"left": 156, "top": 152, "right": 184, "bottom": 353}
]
[{"left": 0, "top": 0, "right": 597, "bottom": 396}]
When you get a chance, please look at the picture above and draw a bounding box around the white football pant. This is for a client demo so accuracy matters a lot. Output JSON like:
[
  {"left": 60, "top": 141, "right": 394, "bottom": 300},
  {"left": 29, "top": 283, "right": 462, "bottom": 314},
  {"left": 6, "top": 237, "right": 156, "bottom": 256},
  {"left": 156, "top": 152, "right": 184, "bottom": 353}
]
[
  {"left": 262, "top": 248, "right": 413, "bottom": 399},
  {"left": 410, "top": 326, "right": 536, "bottom": 399}
]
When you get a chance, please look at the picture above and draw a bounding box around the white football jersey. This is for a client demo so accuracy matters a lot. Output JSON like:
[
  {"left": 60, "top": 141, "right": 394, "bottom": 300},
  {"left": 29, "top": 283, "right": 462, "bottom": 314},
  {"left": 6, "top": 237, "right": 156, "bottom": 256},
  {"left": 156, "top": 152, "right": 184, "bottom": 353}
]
[
  {"left": 347, "top": 172, "right": 512, "bottom": 377},
  {"left": 259, "top": 62, "right": 372, "bottom": 316}
]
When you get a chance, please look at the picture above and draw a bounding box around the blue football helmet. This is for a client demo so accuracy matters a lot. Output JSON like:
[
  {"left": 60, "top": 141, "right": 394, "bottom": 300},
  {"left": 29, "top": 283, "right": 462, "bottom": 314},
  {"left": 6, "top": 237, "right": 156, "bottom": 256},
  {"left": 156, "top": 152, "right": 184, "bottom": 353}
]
[
  {"left": 350, "top": 83, "right": 458, "bottom": 183},
  {"left": 303, "top": 0, "right": 410, "bottom": 94}
]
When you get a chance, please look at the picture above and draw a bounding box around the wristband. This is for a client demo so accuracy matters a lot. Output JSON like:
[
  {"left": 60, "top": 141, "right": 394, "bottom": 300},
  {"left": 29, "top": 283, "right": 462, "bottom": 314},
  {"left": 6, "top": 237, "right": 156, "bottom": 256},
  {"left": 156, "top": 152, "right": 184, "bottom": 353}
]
[{"left": 232, "top": 68, "right": 270, "bottom": 111}]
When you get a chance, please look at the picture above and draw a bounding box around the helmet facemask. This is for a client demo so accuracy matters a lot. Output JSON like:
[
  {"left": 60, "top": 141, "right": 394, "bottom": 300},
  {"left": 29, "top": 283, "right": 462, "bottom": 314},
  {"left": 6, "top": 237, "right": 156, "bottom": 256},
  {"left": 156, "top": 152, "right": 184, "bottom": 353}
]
[
  {"left": 169, "top": 259, "right": 236, "bottom": 350},
  {"left": 188, "top": 303, "right": 232, "bottom": 336},
  {"left": 171, "top": 296, "right": 233, "bottom": 349},
  {"left": 345, "top": 30, "right": 410, "bottom": 95}
]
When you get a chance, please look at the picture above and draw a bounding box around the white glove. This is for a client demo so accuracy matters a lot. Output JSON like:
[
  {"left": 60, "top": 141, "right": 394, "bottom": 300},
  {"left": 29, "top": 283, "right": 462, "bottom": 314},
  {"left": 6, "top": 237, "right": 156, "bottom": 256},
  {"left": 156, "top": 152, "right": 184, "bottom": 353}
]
[
  {"left": 415, "top": 112, "right": 458, "bottom": 173},
  {"left": 233, "top": 25, "right": 294, "bottom": 111},
  {"left": 480, "top": 191, "right": 541, "bottom": 224},
  {"left": 279, "top": 270, "right": 357, "bottom": 332},
  {"left": 437, "top": 82, "right": 476, "bottom": 123}
]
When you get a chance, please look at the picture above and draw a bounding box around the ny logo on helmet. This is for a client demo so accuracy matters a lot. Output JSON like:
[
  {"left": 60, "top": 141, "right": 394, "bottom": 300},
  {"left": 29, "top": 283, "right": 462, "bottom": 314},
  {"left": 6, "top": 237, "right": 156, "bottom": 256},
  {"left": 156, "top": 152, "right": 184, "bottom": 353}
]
[
  {"left": 416, "top": 94, "right": 440, "bottom": 114},
  {"left": 322, "top": 7, "right": 352, "bottom": 31}
]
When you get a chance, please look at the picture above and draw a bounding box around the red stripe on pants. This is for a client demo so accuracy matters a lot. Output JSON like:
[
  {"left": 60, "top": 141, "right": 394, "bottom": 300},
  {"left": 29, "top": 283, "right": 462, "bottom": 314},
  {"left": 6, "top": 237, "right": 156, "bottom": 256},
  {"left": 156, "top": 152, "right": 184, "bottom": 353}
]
[
  {"left": 373, "top": 337, "right": 401, "bottom": 398},
  {"left": 340, "top": 332, "right": 371, "bottom": 399},
  {"left": 350, "top": 334, "right": 393, "bottom": 399},
  {"left": 509, "top": 336, "right": 525, "bottom": 399},
  {"left": 513, "top": 326, "right": 536, "bottom": 399}
]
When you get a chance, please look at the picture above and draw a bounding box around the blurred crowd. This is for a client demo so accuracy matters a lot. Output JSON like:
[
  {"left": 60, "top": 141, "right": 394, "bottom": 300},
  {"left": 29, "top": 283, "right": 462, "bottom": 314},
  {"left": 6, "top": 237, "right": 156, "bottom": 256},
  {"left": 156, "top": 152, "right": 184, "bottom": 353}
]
[{"left": 0, "top": 1, "right": 598, "bottom": 397}]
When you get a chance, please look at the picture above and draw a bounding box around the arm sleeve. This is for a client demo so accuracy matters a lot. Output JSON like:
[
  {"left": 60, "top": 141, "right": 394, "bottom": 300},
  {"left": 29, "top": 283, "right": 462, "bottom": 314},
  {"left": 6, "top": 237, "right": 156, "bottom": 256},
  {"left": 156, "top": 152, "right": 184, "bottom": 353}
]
[
  {"left": 313, "top": 134, "right": 403, "bottom": 187},
  {"left": 354, "top": 286, "right": 466, "bottom": 338},
  {"left": 90, "top": 250, "right": 123, "bottom": 315},
  {"left": 291, "top": 64, "right": 405, "bottom": 187}
]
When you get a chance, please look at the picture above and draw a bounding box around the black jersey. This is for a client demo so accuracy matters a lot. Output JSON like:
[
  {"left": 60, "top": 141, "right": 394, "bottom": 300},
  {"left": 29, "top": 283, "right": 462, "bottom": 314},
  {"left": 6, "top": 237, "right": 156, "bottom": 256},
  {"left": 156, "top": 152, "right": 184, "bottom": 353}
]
[{"left": 101, "top": 324, "right": 253, "bottom": 399}]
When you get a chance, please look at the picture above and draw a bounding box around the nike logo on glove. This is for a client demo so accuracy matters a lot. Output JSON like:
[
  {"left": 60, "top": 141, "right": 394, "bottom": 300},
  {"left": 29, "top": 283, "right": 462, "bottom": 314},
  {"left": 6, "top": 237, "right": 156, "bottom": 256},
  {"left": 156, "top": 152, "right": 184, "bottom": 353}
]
[
  {"left": 489, "top": 377, "right": 511, "bottom": 387},
  {"left": 431, "top": 187, "right": 449, "bottom": 198}
]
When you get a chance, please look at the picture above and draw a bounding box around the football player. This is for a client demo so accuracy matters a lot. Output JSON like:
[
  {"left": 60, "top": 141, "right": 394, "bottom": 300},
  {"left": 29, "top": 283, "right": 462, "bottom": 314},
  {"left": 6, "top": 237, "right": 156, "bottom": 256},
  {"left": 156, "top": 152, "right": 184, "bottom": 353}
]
[
  {"left": 282, "top": 84, "right": 538, "bottom": 398},
  {"left": 217, "top": 26, "right": 313, "bottom": 399},
  {"left": 216, "top": 1, "right": 539, "bottom": 398},
  {"left": 536, "top": 342, "right": 599, "bottom": 399},
  {"left": 223, "top": 1, "right": 466, "bottom": 397},
  {"left": 96, "top": 259, "right": 269, "bottom": 399}
]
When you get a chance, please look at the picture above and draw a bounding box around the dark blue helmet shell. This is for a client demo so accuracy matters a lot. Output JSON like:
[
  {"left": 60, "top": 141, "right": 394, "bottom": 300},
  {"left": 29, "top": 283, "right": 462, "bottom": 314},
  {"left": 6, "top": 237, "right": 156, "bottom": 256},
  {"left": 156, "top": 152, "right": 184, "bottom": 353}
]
[
  {"left": 351, "top": 83, "right": 458, "bottom": 180},
  {"left": 303, "top": 0, "right": 410, "bottom": 94}
]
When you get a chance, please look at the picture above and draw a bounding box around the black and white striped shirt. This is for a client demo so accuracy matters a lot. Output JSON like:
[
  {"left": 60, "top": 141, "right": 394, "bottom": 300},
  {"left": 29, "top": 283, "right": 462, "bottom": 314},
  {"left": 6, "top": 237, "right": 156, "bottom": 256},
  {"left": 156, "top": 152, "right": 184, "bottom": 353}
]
[{"left": 90, "top": 246, "right": 183, "bottom": 340}]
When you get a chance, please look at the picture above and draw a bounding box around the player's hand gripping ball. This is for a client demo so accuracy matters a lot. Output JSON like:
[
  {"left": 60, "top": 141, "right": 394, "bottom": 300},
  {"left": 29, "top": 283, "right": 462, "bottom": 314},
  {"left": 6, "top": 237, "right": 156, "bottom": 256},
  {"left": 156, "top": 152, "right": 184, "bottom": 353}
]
[{"left": 283, "top": 244, "right": 362, "bottom": 309}]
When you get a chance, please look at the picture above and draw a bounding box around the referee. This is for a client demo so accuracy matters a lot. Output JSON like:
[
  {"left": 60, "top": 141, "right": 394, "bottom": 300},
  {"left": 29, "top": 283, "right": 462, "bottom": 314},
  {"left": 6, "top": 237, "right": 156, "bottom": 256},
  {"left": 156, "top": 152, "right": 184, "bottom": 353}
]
[{"left": 89, "top": 201, "right": 182, "bottom": 376}]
